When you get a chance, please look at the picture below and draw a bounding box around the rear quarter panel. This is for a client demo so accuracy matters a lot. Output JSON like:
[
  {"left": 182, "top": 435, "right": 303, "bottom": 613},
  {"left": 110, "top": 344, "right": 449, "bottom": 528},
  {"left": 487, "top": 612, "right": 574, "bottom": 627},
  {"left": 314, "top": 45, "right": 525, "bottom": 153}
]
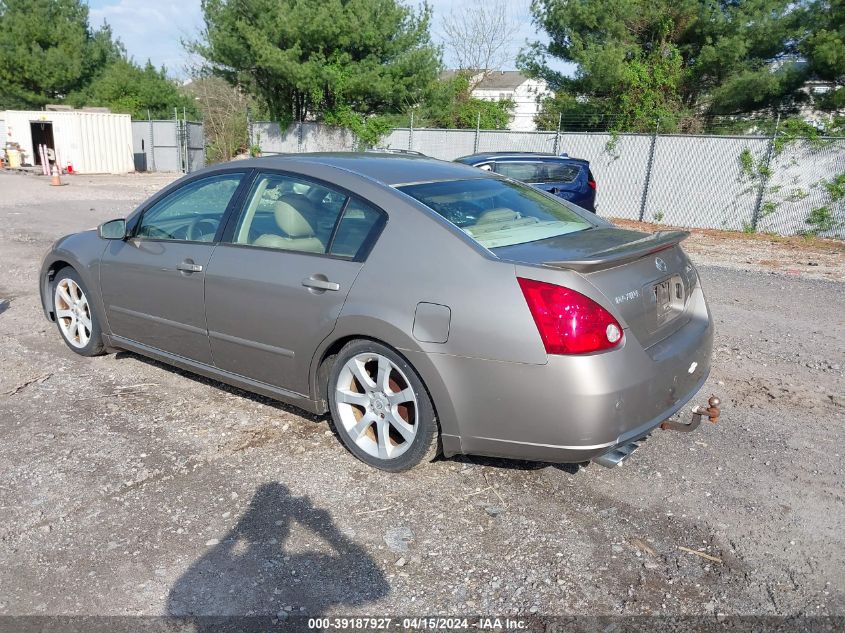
[{"left": 299, "top": 172, "right": 552, "bottom": 441}]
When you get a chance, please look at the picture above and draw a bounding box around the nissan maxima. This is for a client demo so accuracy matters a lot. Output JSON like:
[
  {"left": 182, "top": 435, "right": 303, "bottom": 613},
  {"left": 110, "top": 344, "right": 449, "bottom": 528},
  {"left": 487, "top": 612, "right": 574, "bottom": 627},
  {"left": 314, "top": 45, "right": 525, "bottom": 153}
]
[{"left": 39, "top": 154, "right": 713, "bottom": 472}]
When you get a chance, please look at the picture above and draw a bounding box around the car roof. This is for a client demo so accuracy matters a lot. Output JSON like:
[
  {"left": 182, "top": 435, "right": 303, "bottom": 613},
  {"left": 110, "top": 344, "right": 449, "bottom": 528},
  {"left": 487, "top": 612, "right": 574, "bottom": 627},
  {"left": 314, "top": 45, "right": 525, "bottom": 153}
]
[
  {"left": 217, "top": 153, "right": 493, "bottom": 186},
  {"left": 456, "top": 152, "right": 589, "bottom": 165}
]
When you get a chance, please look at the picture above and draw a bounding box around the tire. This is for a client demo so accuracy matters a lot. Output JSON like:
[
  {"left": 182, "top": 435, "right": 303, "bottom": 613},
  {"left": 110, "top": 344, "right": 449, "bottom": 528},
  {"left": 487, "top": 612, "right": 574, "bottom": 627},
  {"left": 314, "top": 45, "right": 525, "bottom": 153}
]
[
  {"left": 52, "top": 266, "right": 106, "bottom": 357},
  {"left": 327, "top": 340, "right": 439, "bottom": 472}
]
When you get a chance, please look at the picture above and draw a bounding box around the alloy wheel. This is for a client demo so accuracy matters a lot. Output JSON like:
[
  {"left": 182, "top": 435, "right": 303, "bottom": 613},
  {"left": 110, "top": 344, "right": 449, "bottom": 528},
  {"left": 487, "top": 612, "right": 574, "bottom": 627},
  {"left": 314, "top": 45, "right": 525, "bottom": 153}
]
[
  {"left": 54, "top": 278, "right": 92, "bottom": 349},
  {"left": 334, "top": 352, "right": 418, "bottom": 460}
]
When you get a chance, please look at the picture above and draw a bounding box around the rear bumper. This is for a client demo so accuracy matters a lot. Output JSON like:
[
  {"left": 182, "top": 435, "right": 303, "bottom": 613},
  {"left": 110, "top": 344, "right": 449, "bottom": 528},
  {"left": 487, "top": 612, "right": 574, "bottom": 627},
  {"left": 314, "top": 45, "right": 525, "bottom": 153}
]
[{"left": 416, "top": 286, "right": 713, "bottom": 463}]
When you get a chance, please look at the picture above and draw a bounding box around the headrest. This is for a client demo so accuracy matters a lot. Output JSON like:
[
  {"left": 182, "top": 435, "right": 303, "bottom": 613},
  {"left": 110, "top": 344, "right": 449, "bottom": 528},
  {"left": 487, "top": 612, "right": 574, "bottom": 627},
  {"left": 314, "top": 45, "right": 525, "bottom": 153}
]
[
  {"left": 476, "top": 208, "right": 520, "bottom": 224},
  {"left": 274, "top": 201, "right": 315, "bottom": 238}
]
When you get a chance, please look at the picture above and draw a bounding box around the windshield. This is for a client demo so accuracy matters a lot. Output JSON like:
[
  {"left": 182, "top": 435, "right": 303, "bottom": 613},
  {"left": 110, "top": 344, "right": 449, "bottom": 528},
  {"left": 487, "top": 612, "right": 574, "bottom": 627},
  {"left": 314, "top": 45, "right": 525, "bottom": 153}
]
[{"left": 397, "top": 178, "right": 592, "bottom": 248}]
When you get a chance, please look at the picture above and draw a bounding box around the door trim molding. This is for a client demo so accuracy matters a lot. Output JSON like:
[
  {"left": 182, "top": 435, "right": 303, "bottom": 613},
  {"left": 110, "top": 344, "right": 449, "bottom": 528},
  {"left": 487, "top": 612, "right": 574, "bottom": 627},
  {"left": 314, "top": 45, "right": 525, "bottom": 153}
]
[
  {"left": 209, "top": 329, "right": 295, "bottom": 358},
  {"left": 109, "top": 305, "right": 207, "bottom": 336}
]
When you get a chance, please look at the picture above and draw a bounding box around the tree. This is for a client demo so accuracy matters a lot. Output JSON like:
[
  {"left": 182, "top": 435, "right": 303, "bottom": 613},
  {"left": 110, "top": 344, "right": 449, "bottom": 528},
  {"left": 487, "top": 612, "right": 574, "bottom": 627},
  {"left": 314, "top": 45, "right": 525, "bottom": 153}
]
[
  {"left": 414, "top": 74, "right": 514, "bottom": 129},
  {"left": 69, "top": 59, "right": 199, "bottom": 119},
  {"left": 194, "top": 0, "right": 441, "bottom": 126},
  {"left": 800, "top": 0, "right": 845, "bottom": 110},
  {"left": 184, "top": 74, "right": 253, "bottom": 161},
  {"left": 0, "top": 0, "right": 121, "bottom": 109},
  {"left": 440, "top": 0, "right": 521, "bottom": 87},
  {"left": 522, "top": 0, "right": 809, "bottom": 132}
]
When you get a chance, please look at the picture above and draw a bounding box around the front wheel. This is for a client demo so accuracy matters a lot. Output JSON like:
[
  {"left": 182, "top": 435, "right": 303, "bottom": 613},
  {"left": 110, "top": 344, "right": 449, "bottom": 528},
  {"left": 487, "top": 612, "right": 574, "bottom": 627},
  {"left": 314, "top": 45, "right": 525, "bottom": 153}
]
[
  {"left": 52, "top": 267, "right": 106, "bottom": 356},
  {"left": 328, "top": 340, "right": 439, "bottom": 472}
]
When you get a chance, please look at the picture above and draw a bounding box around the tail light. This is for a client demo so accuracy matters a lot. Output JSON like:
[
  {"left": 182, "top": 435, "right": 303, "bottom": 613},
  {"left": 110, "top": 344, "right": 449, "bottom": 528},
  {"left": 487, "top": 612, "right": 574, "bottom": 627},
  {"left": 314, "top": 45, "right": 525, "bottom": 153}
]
[
  {"left": 587, "top": 178, "right": 597, "bottom": 190},
  {"left": 517, "top": 278, "right": 623, "bottom": 355}
]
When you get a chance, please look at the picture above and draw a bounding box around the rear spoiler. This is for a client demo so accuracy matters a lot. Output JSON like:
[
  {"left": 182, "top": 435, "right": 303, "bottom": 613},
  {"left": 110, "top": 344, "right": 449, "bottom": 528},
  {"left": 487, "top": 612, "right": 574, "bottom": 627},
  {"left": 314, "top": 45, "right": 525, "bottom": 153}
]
[{"left": 545, "top": 230, "right": 690, "bottom": 273}]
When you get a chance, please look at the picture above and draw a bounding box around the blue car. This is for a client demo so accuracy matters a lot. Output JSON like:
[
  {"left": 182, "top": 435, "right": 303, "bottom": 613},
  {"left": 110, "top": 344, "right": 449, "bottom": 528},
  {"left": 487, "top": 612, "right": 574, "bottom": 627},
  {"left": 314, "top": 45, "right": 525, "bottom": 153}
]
[{"left": 454, "top": 152, "right": 597, "bottom": 213}]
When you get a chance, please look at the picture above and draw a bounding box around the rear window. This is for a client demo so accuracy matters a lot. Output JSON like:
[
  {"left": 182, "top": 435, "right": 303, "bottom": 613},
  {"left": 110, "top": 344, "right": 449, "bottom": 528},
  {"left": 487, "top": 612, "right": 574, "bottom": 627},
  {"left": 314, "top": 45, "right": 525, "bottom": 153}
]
[
  {"left": 495, "top": 161, "right": 581, "bottom": 183},
  {"left": 397, "top": 178, "right": 591, "bottom": 249}
]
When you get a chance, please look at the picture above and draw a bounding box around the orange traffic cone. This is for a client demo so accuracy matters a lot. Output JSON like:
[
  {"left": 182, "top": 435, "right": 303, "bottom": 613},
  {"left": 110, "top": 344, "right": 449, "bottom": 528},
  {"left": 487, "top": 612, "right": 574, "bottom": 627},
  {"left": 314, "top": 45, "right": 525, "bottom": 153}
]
[{"left": 50, "top": 164, "right": 62, "bottom": 186}]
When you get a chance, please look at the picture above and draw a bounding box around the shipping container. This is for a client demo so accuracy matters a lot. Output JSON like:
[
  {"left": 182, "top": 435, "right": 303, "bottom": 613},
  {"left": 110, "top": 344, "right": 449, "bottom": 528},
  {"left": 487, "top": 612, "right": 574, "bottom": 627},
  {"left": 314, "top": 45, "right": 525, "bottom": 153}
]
[{"left": 1, "top": 110, "right": 134, "bottom": 174}]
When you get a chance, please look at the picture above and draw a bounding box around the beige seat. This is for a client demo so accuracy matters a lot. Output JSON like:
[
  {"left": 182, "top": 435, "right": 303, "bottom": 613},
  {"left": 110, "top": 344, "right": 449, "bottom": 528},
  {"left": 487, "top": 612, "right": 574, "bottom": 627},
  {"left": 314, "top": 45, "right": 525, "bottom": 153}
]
[
  {"left": 476, "top": 208, "right": 520, "bottom": 224},
  {"left": 253, "top": 201, "right": 325, "bottom": 253}
]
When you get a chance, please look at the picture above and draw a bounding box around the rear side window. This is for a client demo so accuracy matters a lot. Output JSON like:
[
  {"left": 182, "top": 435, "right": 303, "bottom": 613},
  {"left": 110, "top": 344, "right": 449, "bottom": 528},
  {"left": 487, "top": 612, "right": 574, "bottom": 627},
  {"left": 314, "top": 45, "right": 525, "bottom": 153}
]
[
  {"left": 495, "top": 161, "right": 581, "bottom": 183},
  {"left": 545, "top": 163, "right": 581, "bottom": 183},
  {"left": 398, "top": 178, "right": 591, "bottom": 249},
  {"left": 495, "top": 162, "right": 543, "bottom": 181},
  {"left": 232, "top": 173, "right": 347, "bottom": 253},
  {"left": 328, "top": 199, "right": 384, "bottom": 259}
]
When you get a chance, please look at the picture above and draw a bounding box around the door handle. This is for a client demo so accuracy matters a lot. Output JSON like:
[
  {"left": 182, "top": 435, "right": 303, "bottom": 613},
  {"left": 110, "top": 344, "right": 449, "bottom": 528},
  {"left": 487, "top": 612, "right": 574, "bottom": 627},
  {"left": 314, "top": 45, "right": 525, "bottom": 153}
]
[
  {"left": 302, "top": 276, "right": 340, "bottom": 291},
  {"left": 177, "top": 261, "right": 203, "bottom": 273}
]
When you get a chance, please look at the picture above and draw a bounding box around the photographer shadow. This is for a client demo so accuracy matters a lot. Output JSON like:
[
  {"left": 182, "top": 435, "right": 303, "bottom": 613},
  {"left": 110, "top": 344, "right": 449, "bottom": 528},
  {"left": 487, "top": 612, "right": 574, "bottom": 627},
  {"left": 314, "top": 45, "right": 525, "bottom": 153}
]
[{"left": 167, "top": 482, "right": 388, "bottom": 630}]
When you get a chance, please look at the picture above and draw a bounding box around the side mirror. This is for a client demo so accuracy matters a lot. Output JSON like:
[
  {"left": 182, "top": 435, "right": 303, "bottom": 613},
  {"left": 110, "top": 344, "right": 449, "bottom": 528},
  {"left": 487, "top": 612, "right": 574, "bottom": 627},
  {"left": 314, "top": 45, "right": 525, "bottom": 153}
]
[{"left": 98, "top": 218, "right": 127, "bottom": 240}]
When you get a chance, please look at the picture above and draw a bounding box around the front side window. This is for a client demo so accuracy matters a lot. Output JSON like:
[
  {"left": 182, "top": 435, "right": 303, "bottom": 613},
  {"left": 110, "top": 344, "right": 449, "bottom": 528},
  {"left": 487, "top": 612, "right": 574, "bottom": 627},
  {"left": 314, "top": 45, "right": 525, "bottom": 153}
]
[
  {"left": 136, "top": 173, "right": 243, "bottom": 241},
  {"left": 398, "top": 178, "right": 591, "bottom": 249},
  {"left": 232, "top": 173, "right": 384, "bottom": 259}
]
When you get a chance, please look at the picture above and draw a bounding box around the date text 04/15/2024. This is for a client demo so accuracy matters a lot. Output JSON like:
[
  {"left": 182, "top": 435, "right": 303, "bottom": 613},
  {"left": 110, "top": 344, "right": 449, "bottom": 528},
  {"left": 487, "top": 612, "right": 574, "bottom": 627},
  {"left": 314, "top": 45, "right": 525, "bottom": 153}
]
[{"left": 306, "top": 617, "right": 531, "bottom": 630}]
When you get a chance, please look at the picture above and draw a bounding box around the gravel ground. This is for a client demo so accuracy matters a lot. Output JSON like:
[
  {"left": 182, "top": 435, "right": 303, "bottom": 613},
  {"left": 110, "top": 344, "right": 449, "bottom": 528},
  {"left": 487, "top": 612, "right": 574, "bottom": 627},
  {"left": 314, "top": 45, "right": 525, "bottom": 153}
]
[{"left": 0, "top": 171, "right": 843, "bottom": 621}]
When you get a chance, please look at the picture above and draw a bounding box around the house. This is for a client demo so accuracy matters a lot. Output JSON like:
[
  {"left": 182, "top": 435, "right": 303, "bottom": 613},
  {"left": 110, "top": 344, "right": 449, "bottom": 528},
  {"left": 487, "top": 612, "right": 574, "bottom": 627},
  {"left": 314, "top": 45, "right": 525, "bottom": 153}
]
[{"left": 444, "top": 70, "right": 552, "bottom": 132}]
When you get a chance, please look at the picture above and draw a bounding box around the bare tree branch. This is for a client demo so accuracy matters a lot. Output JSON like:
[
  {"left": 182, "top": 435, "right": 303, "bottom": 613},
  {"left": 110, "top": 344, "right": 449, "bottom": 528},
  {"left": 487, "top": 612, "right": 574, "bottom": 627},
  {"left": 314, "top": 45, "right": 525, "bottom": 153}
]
[
  {"left": 440, "top": 0, "right": 523, "bottom": 87},
  {"left": 184, "top": 73, "right": 251, "bottom": 162}
]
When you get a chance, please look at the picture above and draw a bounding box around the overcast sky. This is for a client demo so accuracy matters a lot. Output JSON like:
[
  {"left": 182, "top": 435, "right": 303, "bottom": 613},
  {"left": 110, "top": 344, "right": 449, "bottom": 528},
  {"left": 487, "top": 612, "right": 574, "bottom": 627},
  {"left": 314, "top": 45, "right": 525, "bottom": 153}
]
[{"left": 87, "top": 0, "right": 573, "bottom": 79}]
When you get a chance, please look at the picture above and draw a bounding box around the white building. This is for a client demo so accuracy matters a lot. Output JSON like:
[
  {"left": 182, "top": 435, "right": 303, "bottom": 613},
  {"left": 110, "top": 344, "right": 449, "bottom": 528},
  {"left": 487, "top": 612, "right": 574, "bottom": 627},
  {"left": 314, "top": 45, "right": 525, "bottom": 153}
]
[
  {"left": 447, "top": 70, "right": 552, "bottom": 132},
  {"left": 1, "top": 108, "right": 134, "bottom": 174}
]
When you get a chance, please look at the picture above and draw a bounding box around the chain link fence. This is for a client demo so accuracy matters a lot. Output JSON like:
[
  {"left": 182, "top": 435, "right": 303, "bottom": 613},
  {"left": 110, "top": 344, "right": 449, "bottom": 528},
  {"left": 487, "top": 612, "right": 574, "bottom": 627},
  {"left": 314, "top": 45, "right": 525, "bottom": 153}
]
[
  {"left": 131, "top": 116, "right": 204, "bottom": 173},
  {"left": 381, "top": 127, "right": 845, "bottom": 239},
  {"left": 247, "top": 119, "right": 844, "bottom": 239}
]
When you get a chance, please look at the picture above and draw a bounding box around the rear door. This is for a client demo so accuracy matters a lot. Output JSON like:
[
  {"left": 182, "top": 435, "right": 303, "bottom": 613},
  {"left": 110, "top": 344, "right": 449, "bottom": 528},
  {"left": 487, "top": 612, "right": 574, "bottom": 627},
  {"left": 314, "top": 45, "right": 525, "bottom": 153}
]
[
  {"left": 100, "top": 171, "right": 248, "bottom": 363},
  {"left": 204, "top": 170, "right": 386, "bottom": 394}
]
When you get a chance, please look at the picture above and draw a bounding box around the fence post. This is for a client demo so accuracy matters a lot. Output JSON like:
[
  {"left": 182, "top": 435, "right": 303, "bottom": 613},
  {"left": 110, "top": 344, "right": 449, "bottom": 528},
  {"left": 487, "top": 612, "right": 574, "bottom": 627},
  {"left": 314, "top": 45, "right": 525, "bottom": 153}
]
[
  {"left": 147, "top": 110, "right": 156, "bottom": 172},
  {"left": 409, "top": 111, "right": 414, "bottom": 151},
  {"left": 751, "top": 113, "right": 780, "bottom": 231},
  {"left": 553, "top": 112, "right": 562, "bottom": 155},
  {"left": 183, "top": 107, "right": 190, "bottom": 173},
  {"left": 473, "top": 112, "right": 481, "bottom": 153},
  {"left": 638, "top": 119, "right": 660, "bottom": 222},
  {"left": 174, "top": 108, "right": 183, "bottom": 173}
]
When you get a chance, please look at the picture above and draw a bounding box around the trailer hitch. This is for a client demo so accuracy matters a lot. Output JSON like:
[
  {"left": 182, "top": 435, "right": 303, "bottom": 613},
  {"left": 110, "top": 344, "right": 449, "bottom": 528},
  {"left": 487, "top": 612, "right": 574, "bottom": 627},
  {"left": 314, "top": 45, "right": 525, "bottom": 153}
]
[{"left": 660, "top": 395, "right": 721, "bottom": 433}]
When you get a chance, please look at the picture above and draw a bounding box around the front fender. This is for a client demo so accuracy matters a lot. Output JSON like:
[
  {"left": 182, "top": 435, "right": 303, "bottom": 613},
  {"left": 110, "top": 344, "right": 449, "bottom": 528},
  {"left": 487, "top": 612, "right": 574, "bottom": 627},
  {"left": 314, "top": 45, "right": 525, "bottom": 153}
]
[{"left": 39, "top": 231, "right": 110, "bottom": 331}]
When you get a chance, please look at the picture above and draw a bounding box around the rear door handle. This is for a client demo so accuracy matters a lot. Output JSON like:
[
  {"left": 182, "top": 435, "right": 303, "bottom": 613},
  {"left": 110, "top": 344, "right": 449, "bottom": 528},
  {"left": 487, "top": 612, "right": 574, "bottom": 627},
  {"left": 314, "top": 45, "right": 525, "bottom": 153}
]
[
  {"left": 177, "top": 261, "right": 203, "bottom": 273},
  {"left": 302, "top": 277, "right": 340, "bottom": 291}
]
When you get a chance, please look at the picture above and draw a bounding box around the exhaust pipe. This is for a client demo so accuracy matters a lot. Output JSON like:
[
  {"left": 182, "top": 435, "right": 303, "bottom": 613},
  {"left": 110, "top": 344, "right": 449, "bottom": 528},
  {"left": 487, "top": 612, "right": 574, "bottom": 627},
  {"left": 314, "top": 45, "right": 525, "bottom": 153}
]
[
  {"left": 593, "top": 395, "right": 721, "bottom": 468},
  {"left": 592, "top": 440, "right": 640, "bottom": 468}
]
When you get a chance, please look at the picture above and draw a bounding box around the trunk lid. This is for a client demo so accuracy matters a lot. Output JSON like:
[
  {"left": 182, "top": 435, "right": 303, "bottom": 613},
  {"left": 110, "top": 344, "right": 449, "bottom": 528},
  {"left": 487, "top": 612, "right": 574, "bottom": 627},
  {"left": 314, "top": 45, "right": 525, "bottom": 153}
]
[{"left": 494, "top": 228, "right": 696, "bottom": 348}]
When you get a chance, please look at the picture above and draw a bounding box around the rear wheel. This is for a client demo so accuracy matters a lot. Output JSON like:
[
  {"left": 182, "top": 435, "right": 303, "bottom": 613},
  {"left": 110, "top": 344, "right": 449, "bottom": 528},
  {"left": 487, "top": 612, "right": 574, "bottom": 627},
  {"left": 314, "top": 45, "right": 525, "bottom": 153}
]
[
  {"left": 52, "top": 267, "right": 105, "bottom": 356},
  {"left": 328, "top": 340, "right": 439, "bottom": 472}
]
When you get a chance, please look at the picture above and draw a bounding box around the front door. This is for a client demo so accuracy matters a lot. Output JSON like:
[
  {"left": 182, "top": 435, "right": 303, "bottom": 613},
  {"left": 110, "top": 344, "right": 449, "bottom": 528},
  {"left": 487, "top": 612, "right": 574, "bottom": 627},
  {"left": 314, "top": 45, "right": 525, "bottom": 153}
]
[
  {"left": 205, "top": 171, "right": 386, "bottom": 394},
  {"left": 100, "top": 172, "right": 247, "bottom": 363}
]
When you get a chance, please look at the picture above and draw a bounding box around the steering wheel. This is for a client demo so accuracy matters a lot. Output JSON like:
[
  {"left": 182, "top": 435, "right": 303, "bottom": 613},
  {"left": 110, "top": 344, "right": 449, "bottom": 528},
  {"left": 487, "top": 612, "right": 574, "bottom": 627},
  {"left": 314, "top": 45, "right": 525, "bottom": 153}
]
[{"left": 187, "top": 216, "right": 220, "bottom": 242}]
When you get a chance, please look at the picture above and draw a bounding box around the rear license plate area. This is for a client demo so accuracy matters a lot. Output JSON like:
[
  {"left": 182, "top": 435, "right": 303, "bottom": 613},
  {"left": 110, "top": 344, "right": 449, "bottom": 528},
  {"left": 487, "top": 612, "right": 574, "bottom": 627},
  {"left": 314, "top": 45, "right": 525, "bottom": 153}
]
[{"left": 653, "top": 274, "right": 685, "bottom": 327}]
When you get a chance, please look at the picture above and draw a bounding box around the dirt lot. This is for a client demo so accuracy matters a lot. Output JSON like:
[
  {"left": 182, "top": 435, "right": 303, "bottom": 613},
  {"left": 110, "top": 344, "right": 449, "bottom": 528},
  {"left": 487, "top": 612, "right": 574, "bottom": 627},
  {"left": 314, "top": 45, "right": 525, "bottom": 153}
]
[{"left": 0, "top": 171, "right": 843, "bottom": 622}]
